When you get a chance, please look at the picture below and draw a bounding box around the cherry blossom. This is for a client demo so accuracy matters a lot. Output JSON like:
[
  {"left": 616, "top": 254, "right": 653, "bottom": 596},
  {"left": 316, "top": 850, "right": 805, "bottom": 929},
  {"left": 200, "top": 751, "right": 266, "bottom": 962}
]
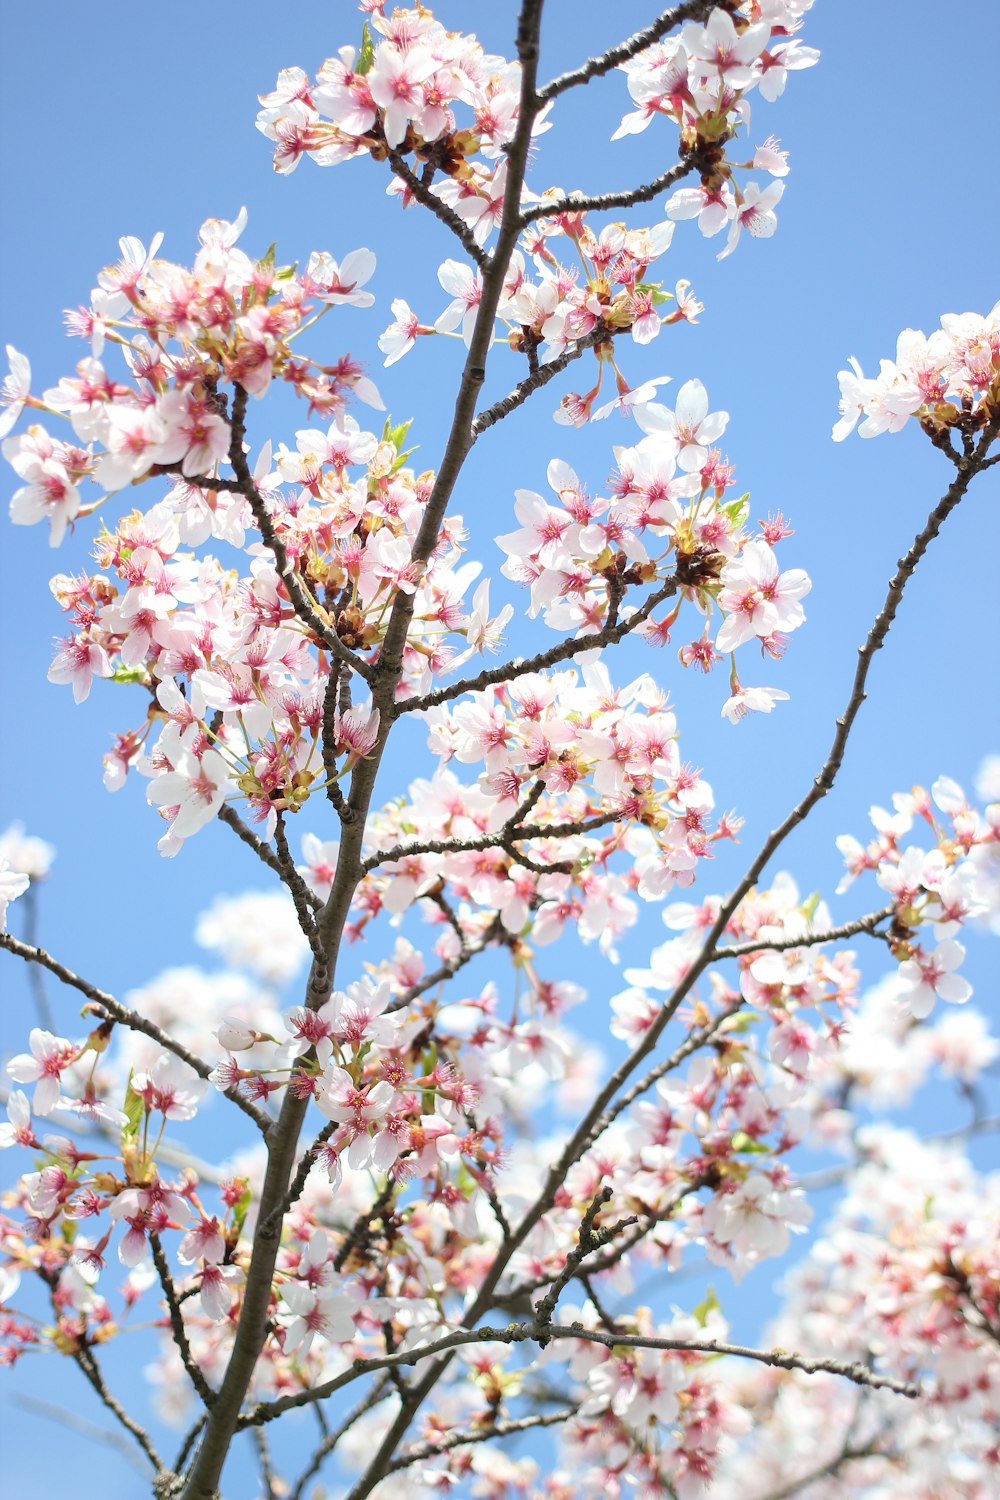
[{"left": 1, "top": 7, "right": 997, "bottom": 1499}]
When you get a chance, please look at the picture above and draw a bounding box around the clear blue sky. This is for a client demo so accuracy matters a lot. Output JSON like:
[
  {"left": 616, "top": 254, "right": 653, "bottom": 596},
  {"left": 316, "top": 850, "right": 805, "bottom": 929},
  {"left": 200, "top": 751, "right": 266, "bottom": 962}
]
[{"left": 1, "top": 3, "right": 998, "bottom": 1496}]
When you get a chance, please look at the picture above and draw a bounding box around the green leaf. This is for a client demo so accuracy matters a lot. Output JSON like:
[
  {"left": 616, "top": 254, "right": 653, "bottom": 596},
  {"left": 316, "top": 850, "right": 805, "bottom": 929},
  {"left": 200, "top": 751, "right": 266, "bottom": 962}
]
[
  {"left": 110, "top": 663, "right": 148, "bottom": 685},
  {"left": 691, "top": 1285, "right": 721, "bottom": 1327},
  {"left": 232, "top": 1181, "right": 254, "bottom": 1235},
  {"left": 800, "top": 891, "right": 821, "bottom": 922},
  {"left": 722, "top": 491, "right": 751, "bottom": 527},
  {"left": 356, "top": 21, "right": 375, "bottom": 76},
  {"left": 121, "top": 1071, "right": 145, "bottom": 1148},
  {"left": 389, "top": 418, "right": 413, "bottom": 451},
  {"left": 455, "top": 1160, "right": 477, "bottom": 1200},
  {"left": 731, "top": 1131, "right": 771, "bottom": 1155}
]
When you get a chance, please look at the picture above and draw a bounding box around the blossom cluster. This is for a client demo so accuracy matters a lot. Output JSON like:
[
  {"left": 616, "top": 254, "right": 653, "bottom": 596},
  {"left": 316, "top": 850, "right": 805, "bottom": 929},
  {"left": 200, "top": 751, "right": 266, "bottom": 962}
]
[
  {"left": 3, "top": 253, "right": 810, "bottom": 858},
  {"left": 708, "top": 1131, "right": 1000, "bottom": 1500},
  {"left": 1, "top": 780, "right": 997, "bottom": 1496},
  {"left": 257, "top": 4, "right": 818, "bottom": 425},
  {"left": 1, "top": 213, "right": 381, "bottom": 549},
  {"left": 833, "top": 301, "right": 1000, "bottom": 443},
  {"left": 836, "top": 774, "right": 999, "bottom": 1018}
]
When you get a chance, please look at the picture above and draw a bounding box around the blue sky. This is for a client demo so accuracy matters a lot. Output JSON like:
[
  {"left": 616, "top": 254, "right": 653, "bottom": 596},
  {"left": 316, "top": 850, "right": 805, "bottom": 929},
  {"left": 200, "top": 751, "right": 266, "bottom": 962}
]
[{"left": 1, "top": 2, "right": 998, "bottom": 1495}]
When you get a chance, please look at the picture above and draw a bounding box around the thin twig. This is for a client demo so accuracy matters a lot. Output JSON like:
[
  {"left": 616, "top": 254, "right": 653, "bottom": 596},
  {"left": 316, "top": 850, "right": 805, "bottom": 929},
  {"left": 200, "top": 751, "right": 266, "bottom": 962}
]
[
  {"left": 456, "top": 436, "right": 995, "bottom": 1328},
  {"left": 288, "top": 1379, "right": 394, "bottom": 1500},
  {"left": 0, "top": 931, "right": 271, "bottom": 1134},
  {"left": 386, "top": 1406, "right": 575, "bottom": 1473},
  {"left": 395, "top": 574, "right": 680, "bottom": 715},
  {"left": 538, "top": 0, "right": 717, "bottom": 101},
  {"left": 238, "top": 1316, "right": 918, "bottom": 1429},
  {"left": 521, "top": 159, "right": 694, "bottom": 223},
  {"left": 228, "top": 385, "right": 373, "bottom": 681},
  {"left": 150, "top": 1233, "right": 217, "bottom": 1408},
  {"left": 386, "top": 148, "right": 489, "bottom": 268},
  {"left": 73, "top": 1339, "right": 166, "bottom": 1472},
  {"left": 469, "top": 325, "right": 608, "bottom": 437},
  {"left": 706, "top": 905, "right": 895, "bottom": 962}
]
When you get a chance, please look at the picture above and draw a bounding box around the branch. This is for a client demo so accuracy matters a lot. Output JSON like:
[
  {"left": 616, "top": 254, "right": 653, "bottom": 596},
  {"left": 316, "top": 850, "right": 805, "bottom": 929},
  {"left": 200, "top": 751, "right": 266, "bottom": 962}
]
[
  {"left": 396, "top": 573, "right": 679, "bottom": 715},
  {"left": 173, "top": 1417, "right": 207, "bottom": 1477},
  {"left": 544, "top": 1325, "right": 919, "bottom": 1396},
  {"left": 150, "top": 1233, "right": 217, "bottom": 1409},
  {"left": 250, "top": 1427, "right": 279, "bottom": 1500},
  {"left": 470, "top": 325, "right": 608, "bottom": 437},
  {"left": 538, "top": 0, "right": 717, "bottom": 101},
  {"left": 260, "top": 1119, "right": 336, "bottom": 1238},
  {"left": 521, "top": 158, "right": 694, "bottom": 223},
  {"left": 360, "top": 810, "right": 616, "bottom": 873},
  {"left": 239, "top": 1315, "right": 917, "bottom": 1431},
  {"left": 386, "top": 1407, "right": 575, "bottom": 1473},
  {"left": 73, "top": 1339, "right": 166, "bottom": 1474},
  {"left": 503, "top": 1178, "right": 705, "bottom": 1300},
  {"left": 387, "top": 912, "right": 504, "bottom": 1011},
  {"left": 288, "top": 1380, "right": 394, "bottom": 1500},
  {"left": 706, "top": 904, "right": 896, "bottom": 962},
  {"left": 274, "top": 813, "right": 326, "bottom": 953},
  {"left": 386, "top": 148, "right": 489, "bottom": 268},
  {"left": 592, "top": 1003, "right": 742, "bottom": 1140},
  {"left": 0, "top": 931, "right": 272, "bottom": 1135},
  {"left": 228, "top": 386, "right": 373, "bottom": 682},
  {"left": 457, "top": 438, "right": 993, "bottom": 1325},
  {"left": 534, "top": 1185, "right": 637, "bottom": 1336},
  {"left": 334, "top": 1172, "right": 400, "bottom": 1272}
]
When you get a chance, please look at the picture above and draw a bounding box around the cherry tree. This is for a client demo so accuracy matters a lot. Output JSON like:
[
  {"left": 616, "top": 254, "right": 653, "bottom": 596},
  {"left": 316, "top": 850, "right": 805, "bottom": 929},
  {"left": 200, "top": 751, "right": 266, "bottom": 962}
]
[{"left": 1, "top": 4, "right": 998, "bottom": 1499}]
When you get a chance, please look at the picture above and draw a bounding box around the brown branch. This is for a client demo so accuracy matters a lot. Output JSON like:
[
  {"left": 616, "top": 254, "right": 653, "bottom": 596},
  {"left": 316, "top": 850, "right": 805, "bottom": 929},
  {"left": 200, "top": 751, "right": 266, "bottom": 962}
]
[
  {"left": 387, "top": 1407, "right": 575, "bottom": 1473},
  {"left": 707, "top": 905, "right": 896, "bottom": 961},
  {"left": 288, "top": 1379, "right": 394, "bottom": 1500},
  {"left": 0, "top": 931, "right": 272, "bottom": 1135},
  {"left": 454, "top": 435, "right": 994, "bottom": 1329},
  {"left": 470, "top": 325, "right": 608, "bottom": 437},
  {"left": 258, "top": 1119, "right": 338, "bottom": 1239},
  {"left": 538, "top": 1, "right": 717, "bottom": 101},
  {"left": 238, "top": 1315, "right": 917, "bottom": 1431},
  {"left": 395, "top": 573, "right": 679, "bottom": 715},
  {"left": 274, "top": 813, "right": 326, "bottom": 951},
  {"left": 150, "top": 1233, "right": 217, "bottom": 1409},
  {"left": 361, "top": 810, "right": 615, "bottom": 874},
  {"left": 177, "top": 2, "right": 551, "bottom": 1475},
  {"left": 386, "top": 148, "right": 489, "bottom": 268},
  {"left": 227, "top": 385, "right": 373, "bottom": 682},
  {"left": 521, "top": 158, "right": 694, "bottom": 223},
  {"left": 250, "top": 1427, "right": 279, "bottom": 1500},
  {"left": 322, "top": 662, "right": 351, "bottom": 821},
  {"left": 544, "top": 1324, "right": 919, "bottom": 1397},
  {"left": 593, "top": 1005, "right": 742, "bottom": 1143},
  {"left": 73, "top": 1339, "right": 166, "bottom": 1474},
  {"left": 173, "top": 1417, "right": 207, "bottom": 1477},
  {"left": 334, "top": 1173, "right": 400, "bottom": 1272},
  {"left": 387, "top": 912, "right": 504, "bottom": 1012},
  {"left": 534, "top": 1185, "right": 637, "bottom": 1337}
]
